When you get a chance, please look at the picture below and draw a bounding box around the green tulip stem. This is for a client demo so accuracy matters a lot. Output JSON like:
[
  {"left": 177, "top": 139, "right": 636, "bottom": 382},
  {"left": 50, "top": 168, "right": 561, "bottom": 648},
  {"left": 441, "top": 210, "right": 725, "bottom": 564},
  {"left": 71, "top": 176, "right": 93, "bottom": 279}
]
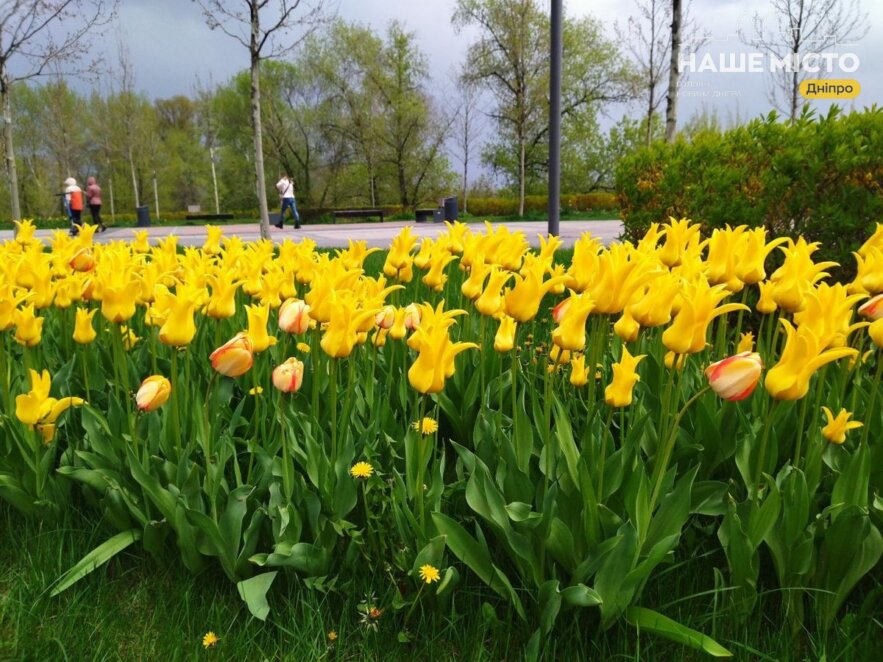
[
  {"left": 170, "top": 348, "right": 182, "bottom": 459},
  {"left": 597, "top": 407, "right": 616, "bottom": 500},
  {"left": 330, "top": 357, "right": 339, "bottom": 462},
  {"left": 650, "top": 386, "right": 711, "bottom": 514},
  {"left": 79, "top": 344, "right": 91, "bottom": 403},
  {"left": 752, "top": 400, "right": 781, "bottom": 504},
  {"left": 859, "top": 355, "right": 883, "bottom": 449}
]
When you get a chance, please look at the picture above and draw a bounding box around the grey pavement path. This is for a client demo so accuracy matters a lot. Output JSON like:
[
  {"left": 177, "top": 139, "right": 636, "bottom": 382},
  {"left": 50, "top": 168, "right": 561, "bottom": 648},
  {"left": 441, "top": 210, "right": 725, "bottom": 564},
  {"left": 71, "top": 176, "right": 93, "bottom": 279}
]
[{"left": 0, "top": 219, "right": 623, "bottom": 248}]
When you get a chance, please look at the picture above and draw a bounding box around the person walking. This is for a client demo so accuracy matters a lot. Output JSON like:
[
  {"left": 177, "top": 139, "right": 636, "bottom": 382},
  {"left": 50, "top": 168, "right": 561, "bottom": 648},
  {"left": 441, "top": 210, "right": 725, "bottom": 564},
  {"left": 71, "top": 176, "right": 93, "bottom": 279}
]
[
  {"left": 274, "top": 174, "right": 301, "bottom": 229},
  {"left": 86, "top": 176, "right": 107, "bottom": 232},
  {"left": 64, "top": 177, "right": 84, "bottom": 236}
]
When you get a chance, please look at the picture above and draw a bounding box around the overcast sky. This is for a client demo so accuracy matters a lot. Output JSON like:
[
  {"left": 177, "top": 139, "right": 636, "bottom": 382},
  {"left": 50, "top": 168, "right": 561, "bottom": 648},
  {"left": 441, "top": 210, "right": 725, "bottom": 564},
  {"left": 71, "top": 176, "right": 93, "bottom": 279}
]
[
  {"left": 12, "top": 0, "right": 877, "bottom": 171},
  {"left": 97, "top": 0, "right": 878, "bottom": 123}
]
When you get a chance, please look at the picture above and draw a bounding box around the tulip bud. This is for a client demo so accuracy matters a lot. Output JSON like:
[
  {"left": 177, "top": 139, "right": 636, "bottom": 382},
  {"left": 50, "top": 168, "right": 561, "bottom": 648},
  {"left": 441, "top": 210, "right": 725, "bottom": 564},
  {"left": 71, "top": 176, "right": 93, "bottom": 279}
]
[
  {"left": 375, "top": 305, "right": 395, "bottom": 330},
  {"left": 613, "top": 310, "right": 640, "bottom": 342},
  {"left": 403, "top": 303, "right": 421, "bottom": 331},
  {"left": 858, "top": 293, "right": 883, "bottom": 321},
  {"left": 69, "top": 248, "right": 96, "bottom": 272},
  {"left": 136, "top": 375, "right": 172, "bottom": 412},
  {"left": 493, "top": 315, "right": 517, "bottom": 352},
  {"left": 705, "top": 352, "right": 763, "bottom": 401},
  {"left": 210, "top": 332, "right": 254, "bottom": 377},
  {"left": 73, "top": 307, "right": 97, "bottom": 344},
  {"left": 569, "top": 355, "right": 589, "bottom": 387},
  {"left": 272, "top": 357, "right": 305, "bottom": 393},
  {"left": 278, "top": 298, "right": 312, "bottom": 334},
  {"left": 664, "top": 351, "right": 686, "bottom": 371}
]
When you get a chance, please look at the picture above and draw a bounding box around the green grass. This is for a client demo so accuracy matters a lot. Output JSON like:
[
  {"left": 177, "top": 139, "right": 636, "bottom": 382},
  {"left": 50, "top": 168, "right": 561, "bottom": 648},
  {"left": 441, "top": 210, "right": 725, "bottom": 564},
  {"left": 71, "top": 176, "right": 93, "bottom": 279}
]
[{"left": 2, "top": 503, "right": 880, "bottom": 661}]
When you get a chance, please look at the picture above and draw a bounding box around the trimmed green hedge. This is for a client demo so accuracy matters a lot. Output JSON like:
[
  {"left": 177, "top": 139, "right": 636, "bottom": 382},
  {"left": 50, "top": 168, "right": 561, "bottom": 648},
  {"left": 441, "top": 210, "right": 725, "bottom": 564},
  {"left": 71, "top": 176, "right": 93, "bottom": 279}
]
[{"left": 615, "top": 107, "right": 883, "bottom": 268}]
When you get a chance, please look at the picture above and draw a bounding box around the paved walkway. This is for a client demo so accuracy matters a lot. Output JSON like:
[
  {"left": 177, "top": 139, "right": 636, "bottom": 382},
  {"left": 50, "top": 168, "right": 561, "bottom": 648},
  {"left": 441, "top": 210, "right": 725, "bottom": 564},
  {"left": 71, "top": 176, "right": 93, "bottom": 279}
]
[{"left": 0, "top": 219, "right": 623, "bottom": 248}]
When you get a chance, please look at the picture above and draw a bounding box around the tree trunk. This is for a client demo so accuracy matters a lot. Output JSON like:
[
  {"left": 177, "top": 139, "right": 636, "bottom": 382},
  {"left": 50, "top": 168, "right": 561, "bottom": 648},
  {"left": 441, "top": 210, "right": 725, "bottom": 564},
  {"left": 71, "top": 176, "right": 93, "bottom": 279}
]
[
  {"left": 152, "top": 170, "right": 160, "bottom": 220},
  {"left": 646, "top": 83, "right": 655, "bottom": 147},
  {"left": 790, "top": 67, "right": 799, "bottom": 121},
  {"left": 210, "top": 146, "right": 220, "bottom": 214},
  {"left": 518, "top": 135, "right": 526, "bottom": 217},
  {"left": 664, "top": 0, "right": 682, "bottom": 143},
  {"left": 463, "top": 146, "right": 468, "bottom": 215},
  {"left": 128, "top": 144, "right": 140, "bottom": 208},
  {"left": 250, "top": 6, "right": 270, "bottom": 240},
  {"left": 2, "top": 69, "right": 22, "bottom": 225},
  {"left": 108, "top": 174, "right": 115, "bottom": 222}
]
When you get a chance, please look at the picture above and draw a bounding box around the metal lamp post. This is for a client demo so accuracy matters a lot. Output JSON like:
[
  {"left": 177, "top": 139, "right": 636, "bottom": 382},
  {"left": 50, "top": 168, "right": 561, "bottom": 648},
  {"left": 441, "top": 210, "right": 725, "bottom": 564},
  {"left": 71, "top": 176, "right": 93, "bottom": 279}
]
[{"left": 548, "top": 0, "right": 562, "bottom": 236}]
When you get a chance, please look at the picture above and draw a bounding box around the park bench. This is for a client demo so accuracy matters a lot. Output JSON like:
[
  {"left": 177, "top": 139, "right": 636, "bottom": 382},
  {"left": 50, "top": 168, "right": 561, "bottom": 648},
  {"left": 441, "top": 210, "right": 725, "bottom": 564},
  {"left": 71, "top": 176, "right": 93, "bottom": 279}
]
[
  {"left": 185, "top": 213, "right": 234, "bottom": 221},
  {"left": 332, "top": 208, "right": 385, "bottom": 222},
  {"left": 415, "top": 208, "right": 441, "bottom": 222}
]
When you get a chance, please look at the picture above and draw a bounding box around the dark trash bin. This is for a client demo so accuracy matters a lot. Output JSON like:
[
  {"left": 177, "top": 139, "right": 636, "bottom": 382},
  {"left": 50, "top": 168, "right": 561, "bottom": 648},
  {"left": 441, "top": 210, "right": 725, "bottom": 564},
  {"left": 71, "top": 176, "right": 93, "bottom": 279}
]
[
  {"left": 433, "top": 208, "right": 444, "bottom": 223},
  {"left": 443, "top": 196, "right": 458, "bottom": 222},
  {"left": 136, "top": 205, "right": 151, "bottom": 227}
]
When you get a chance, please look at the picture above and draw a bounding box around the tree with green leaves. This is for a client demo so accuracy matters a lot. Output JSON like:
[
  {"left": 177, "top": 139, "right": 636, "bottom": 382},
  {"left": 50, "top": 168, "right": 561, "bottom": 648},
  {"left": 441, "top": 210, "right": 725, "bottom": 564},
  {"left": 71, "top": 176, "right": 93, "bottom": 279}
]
[
  {"left": 0, "top": 0, "right": 115, "bottom": 223},
  {"left": 453, "top": 0, "right": 637, "bottom": 215}
]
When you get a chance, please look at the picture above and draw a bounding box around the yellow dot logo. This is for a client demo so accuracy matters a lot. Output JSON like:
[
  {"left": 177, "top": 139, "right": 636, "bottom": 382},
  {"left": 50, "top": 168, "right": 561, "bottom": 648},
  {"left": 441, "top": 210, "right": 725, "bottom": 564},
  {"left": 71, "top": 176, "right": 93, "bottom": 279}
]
[{"left": 800, "top": 79, "right": 861, "bottom": 99}]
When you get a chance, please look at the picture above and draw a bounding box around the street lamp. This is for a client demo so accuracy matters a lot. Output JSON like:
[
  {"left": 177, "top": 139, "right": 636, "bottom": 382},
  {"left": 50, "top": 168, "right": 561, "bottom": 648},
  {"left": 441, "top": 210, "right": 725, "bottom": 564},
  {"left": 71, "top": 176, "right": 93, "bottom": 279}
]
[{"left": 548, "top": 0, "right": 562, "bottom": 236}]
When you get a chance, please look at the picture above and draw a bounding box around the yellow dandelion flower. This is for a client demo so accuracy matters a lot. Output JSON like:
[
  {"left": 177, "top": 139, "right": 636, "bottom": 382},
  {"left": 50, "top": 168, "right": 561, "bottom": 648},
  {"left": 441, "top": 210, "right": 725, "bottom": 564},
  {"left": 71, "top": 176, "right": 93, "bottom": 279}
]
[
  {"left": 248, "top": 386, "right": 264, "bottom": 395},
  {"left": 297, "top": 342, "right": 311, "bottom": 353},
  {"left": 349, "top": 461, "right": 374, "bottom": 479},
  {"left": 202, "top": 631, "right": 220, "bottom": 649},
  {"left": 411, "top": 417, "right": 438, "bottom": 435},
  {"left": 418, "top": 564, "right": 441, "bottom": 584},
  {"left": 327, "top": 630, "right": 338, "bottom": 642}
]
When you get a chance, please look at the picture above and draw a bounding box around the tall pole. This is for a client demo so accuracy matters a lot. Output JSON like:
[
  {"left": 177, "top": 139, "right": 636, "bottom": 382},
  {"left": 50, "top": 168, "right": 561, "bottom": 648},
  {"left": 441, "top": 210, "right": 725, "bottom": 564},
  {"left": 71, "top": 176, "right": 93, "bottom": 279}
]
[{"left": 548, "top": 0, "right": 562, "bottom": 236}]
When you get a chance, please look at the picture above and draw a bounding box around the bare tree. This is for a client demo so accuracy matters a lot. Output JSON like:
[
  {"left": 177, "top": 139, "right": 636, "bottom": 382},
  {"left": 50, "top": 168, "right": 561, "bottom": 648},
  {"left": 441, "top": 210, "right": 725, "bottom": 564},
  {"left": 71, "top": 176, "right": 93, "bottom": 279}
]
[
  {"left": 449, "top": 66, "right": 486, "bottom": 215},
  {"left": 193, "top": 0, "right": 331, "bottom": 239},
  {"left": 664, "top": 0, "right": 682, "bottom": 142},
  {"left": 742, "top": 0, "right": 868, "bottom": 120},
  {"left": 620, "top": 0, "right": 670, "bottom": 146},
  {"left": 0, "top": 0, "right": 115, "bottom": 223}
]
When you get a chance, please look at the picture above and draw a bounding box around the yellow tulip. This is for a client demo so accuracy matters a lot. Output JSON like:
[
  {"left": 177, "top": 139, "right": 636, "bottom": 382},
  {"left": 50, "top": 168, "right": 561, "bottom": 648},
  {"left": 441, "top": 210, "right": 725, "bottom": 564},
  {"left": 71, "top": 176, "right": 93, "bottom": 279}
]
[
  {"left": 604, "top": 346, "right": 646, "bottom": 407},
  {"left": 210, "top": 332, "right": 254, "bottom": 377},
  {"left": 613, "top": 309, "right": 640, "bottom": 342},
  {"left": 136, "top": 376, "right": 172, "bottom": 412},
  {"left": 661, "top": 281, "right": 747, "bottom": 355},
  {"left": 159, "top": 286, "right": 201, "bottom": 347},
  {"left": 474, "top": 266, "right": 511, "bottom": 317},
  {"left": 493, "top": 315, "right": 517, "bottom": 352},
  {"left": 552, "top": 291, "right": 594, "bottom": 351},
  {"left": 734, "top": 228, "right": 788, "bottom": 285},
  {"left": 13, "top": 219, "right": 37, "bottom": 244},
  {"left": 246, "top": 303, "right": 277, "bottom": 353},
  {"left": 15, "top": 368, "right": 84, "bottom": 437},
  {"left": 503, "top": 265, "right": 568, "bottom": 323},
  {"left": 205, "top": 274, "right": 240, "bottom": 320},
  {"left": 756, "top": 280, "right": 777, "bottom": 314},
  {"left": 569, "top": 355, "right": 589, "bottom": 387},
  {"left": 658, "top": 217, "right": 704, "bottom": 268},
  {"left": 421, "top": 249, "right": 457, "bottom": 292},
  {"left": 820, "top": 407, "right": 862, "bottom": 444},
  {"left": 73, "top": 307, "right": 97, "bottom": 344},
  {"left": 408, "top": 327, "right": 478, "bottom": 394},
  {"left": 705, "top": 225, "right": 746, "bottom": 291},
  {"left": 202, "top": 225, "right": 224, "bottom": 255},
  {"left": 13, "top": 304, "right": 43, "bottom": 347},
  {"left": 389, "top": 307, "right": 408, "bottom": 340},
  {"left": 764, "top": 320, "right": 857, "bottom": 400},
  {"left": 737, "top": 332, "right": 754, "bottom": 353},
  {"left": 319, "top": 297, "right": 378, "bottom": 358}
]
